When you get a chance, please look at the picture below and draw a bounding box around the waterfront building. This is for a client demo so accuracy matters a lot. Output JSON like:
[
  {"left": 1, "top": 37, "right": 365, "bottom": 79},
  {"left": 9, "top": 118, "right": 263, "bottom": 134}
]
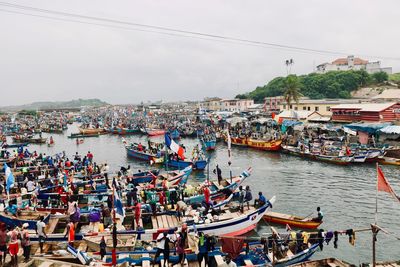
[{"left": 331, "top": 102, "right": 400, "bottom": 122}]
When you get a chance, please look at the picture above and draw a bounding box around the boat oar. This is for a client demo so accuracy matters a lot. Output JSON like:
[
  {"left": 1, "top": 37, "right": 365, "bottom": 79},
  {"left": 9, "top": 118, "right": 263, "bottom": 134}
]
[{"left": 300, "top": 212, "right": 315, "bottom": 221}]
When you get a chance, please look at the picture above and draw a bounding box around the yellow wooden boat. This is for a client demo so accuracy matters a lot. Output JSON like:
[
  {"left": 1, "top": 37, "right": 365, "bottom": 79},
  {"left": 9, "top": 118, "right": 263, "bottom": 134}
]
[{"left": 263, "top": 211, "right": 322, "bottom": 229}]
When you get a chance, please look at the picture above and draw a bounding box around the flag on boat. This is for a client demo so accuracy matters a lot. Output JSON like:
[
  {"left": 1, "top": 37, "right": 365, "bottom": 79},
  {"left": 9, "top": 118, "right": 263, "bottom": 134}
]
[
  {"left": 4, "top": 163, "right": 15, "bottom": 194},
  {"left": 114, "top": 189, "right": 125, "bottom": 217},
  {"left": 377, "top": 164, "right": 400, "bottom": 202},
  {"left": 165, "top": 133, "right": 185, "bottom": 160}
]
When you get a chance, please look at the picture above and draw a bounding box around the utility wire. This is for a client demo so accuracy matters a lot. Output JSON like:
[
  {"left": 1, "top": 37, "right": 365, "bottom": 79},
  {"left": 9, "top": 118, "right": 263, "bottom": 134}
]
[{"left": 0, "top": 1, "right": 399, "bottom": 61}]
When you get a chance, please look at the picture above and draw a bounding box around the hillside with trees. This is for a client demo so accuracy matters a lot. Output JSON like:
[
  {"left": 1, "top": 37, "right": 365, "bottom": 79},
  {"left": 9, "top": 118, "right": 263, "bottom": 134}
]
[
  {"left": 237, "top": 70, "right": 390, "bottom": 103},
  {"left": 1, "top": 98, "right": 108, "bottom": 111}
]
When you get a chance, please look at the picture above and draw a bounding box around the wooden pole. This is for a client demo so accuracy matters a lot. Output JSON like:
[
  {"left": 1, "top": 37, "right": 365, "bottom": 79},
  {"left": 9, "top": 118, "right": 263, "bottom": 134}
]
[{"left": 112, "top": 186, "right": 117, "bottom": 267}]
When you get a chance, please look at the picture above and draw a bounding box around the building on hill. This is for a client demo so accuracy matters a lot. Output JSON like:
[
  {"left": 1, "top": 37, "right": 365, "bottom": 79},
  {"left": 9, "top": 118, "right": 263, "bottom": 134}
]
[
  {"left": 279, "top": 97, "right": 359, "bottom": 116},
  {"left": 316, "top": 55, "right": 392, "bottom": 74},
  {"left": 331, "top": 102, "right": 400, "bottom": 122}
]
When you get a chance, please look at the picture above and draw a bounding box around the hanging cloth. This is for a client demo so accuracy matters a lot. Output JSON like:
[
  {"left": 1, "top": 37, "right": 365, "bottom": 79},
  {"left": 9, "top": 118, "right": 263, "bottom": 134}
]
[{"left": 220, "top": 237, "right": 245, "bottom": 259}]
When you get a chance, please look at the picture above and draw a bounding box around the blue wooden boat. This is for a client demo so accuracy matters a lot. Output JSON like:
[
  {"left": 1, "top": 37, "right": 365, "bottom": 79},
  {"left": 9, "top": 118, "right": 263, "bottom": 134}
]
[
  {"left": 1, "top": 143, "right": 29, "bottom": 148},
  {"left": 125, "top": 144, "right": 164, "bottom": 164},
  {"left": 166, "top": 159, "right": 207, "bottom": 170},
  {"left": 129, "top": 169, "right": 160, "bottom": 184},
  {"left": 0, "top": 210, "right": 50, "bottom": 230},
  {"left": 201, "top": 138, "right": 216, "bottom": 151},
  {"left": 185, "top": 167, "right": 252, "bottom": 204}
]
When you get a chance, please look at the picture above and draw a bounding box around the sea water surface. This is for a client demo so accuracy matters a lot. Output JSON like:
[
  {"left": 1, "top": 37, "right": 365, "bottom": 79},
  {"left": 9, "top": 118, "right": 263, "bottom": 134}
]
[{"left": 19, "top": 123, "right": 400, "bottom": 264}]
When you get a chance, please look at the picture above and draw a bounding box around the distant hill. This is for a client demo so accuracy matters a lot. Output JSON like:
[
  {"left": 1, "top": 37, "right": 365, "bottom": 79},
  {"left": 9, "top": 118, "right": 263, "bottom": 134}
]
[
  {"left": 237, "top": 70, "right": 390, "bottom": 103},
  {"left": 1, "top": 98, "right": 108, "bottom": 111}
]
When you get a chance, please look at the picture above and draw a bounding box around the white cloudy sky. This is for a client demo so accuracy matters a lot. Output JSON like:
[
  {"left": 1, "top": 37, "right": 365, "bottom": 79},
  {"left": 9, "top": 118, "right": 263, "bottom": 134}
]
[{"left": 0, "top": 0, "right": 399, "bottom": 105}]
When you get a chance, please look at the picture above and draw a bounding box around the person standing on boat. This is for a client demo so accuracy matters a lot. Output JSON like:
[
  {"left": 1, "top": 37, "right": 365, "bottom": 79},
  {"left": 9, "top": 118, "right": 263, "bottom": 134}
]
[
  {"left": 244, "top": 186, "right": 252, "bottom": 210},
  {"left": 36, "top": 216, "right": 48, "bottom": 254},
  {"left": 101, "top": 204, "right": 112, "bottom": 228},
  {"left": 203, "top": 186, "right": 210, "bottom": 205},
  {"left": 64, "top": 220, "right": 76, "bottom": 247},
  {"left": 214, "top": 165, "right": 222, "bottom": 185},
  {"left": 154, "top": 232, "right": 172, "bottom": 267},
  {"left": 197, "top": 232, "right": 210, "bottom": 267},
  {"left": 172, "top": 231, "right": 186, "bottom": 266},
  {"left": 132, "top": 201, "right": 141, "bottom": 230},
  {"left": 0, "top": 223, "right": 7, "bottom": 266},
  {"left": 21, "top": 223, "right": 31, "bottom": 263},
  {"left": 7, "top": 226, "right": 19, "bottom": 267}
]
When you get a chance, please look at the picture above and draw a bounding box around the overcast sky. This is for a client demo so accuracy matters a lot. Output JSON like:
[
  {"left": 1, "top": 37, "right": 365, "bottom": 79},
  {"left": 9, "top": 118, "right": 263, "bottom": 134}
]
[{"left": 0, "top": 0, "right": 399, "bottom": 106}]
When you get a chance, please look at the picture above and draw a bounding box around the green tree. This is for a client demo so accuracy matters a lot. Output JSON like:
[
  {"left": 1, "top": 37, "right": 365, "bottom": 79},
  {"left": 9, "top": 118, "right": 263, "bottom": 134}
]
[
  {"left": 372, "top": 71, "right": 389, "bottom": 83},
  {"left": 235, "top": 94, "right": 248, "bottom": 99},
  {"left": 283, "top": 75, "right": 302, "bottom": 109}
]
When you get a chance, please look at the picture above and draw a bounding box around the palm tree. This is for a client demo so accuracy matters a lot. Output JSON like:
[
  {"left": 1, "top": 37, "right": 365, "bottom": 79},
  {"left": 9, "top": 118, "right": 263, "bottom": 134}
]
[{"left": 283, "top": 74, "right": 301, "bottom": 110}]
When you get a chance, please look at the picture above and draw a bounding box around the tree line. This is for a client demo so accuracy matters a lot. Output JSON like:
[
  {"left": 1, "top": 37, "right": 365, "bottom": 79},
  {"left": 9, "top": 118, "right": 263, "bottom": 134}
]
[{"left": 236, "top": 70, "right": 389, "bottom": 103}]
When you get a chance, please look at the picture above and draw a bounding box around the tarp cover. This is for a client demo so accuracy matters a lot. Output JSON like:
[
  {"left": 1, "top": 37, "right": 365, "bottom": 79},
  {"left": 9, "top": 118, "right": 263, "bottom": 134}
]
[{"left": 344, "top": 123, "right": 391, "bottom": 134}]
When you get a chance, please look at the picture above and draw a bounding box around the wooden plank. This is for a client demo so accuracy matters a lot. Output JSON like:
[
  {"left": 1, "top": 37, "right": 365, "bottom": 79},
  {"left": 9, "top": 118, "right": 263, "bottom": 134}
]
[
  {"left": 170, "top": 216, "right": 179, "bottom": 226},
  {"left": 45, "top": 218, "right": 59, "bottom": 234},
  {"left": 188, "top": 261, "right": 200, "bottom": 267},
  {"left": 43, "top": 244, "right": 51, "bottom": 253},
  {"left": 142, "top": 253, "right": 150, "bottom": 267},
  {"left": 161, "top": 215, "right": 169, "bottom": 229},
  {"left": 37, "top": 262, "right": 52, "bottom": 267},
  {"left": 156, "top": 216, "right": 164, "bottom": 228},
  {"left": 151, "top": 216, "right": 158, "bottom": 229},
  {"left": 244, "top": 259, "right": 254, "bottom": 266},
  {"left": 77, "top": 243, "right": 87, "bottom": 252},
  {"left": 214, "top": 255, "right": 225, "bottom": 266},
  {"left": 166, "top": 215, "right": 174, "bottom": 228}
]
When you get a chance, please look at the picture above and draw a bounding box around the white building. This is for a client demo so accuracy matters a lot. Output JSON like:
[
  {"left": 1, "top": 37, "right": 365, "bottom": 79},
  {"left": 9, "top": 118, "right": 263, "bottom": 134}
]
[
  {"left": 220, "top": 99, "right": 254, "bottom": 112},
  {"left": 316, "top": 55, "right": 392, "bottom": 74}
]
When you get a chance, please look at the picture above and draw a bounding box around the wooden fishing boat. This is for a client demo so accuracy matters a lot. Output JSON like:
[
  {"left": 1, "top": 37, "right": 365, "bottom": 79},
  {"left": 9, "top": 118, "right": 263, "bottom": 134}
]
[
  {"left": 1, "top": 142, "right": 29, "bottom": 148},
  {"left": 166, "top": 158, "right": 207, "bottom": 170},
  {"left": 129, "top": 169, "right": 160, "bottom": 184},
  {"left": 147, "top": 129, "right": 166, "bottom": 136},
  {"left": 78, "top": 127, "right": 106, "bottom": 134},
  {"left": 150, "top": 166, "right": 192, "bottom": 187},
  {"left": 0, "top": 210, "right": 50, "bottom": 229},
  {"left": 83, "top": 199, "right": 275, "bottom": 251},
  {"left": 68, "top": 132, "right": 100, "bottom": 138},
  {"left": 290, "top": 258, "right": 351, "bottom": 267},
  {"left": 263, "top": 211, "right": 322, "bottom": 229},
  {"left": 125, "top": 144, "right": 164, "bottom": 164},
  {"left": 200, "top": 135, "right": 217, "bottom": 151},
  {"left": 315, "top": 155, "right": 353, "bottom": 165},
  {"left": 246, "top": 138, "right": 282, "bottom": 151},
  {"left": 13, "top": 136, "right": 46, "bottom": 144},
  {"left": 377, "top": 156, "right": 400, "bottom": 166},
  {"left": 229, "top": 136, "right": 248, "bottom": 146},
  {"left": 184, "top": 167, "right": 252, "bottom": 204}
]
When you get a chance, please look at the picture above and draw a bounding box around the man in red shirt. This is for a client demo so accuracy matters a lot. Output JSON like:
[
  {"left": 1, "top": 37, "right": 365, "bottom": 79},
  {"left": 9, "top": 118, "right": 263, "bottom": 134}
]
[{"left": 203, "top": 186, "right": 210, "bottom": 204}]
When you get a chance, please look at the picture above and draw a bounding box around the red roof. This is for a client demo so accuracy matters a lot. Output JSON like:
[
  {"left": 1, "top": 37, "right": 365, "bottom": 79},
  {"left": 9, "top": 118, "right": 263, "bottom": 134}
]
[{"left": 332, "top": 57, "right": 368, "bottom": 65}]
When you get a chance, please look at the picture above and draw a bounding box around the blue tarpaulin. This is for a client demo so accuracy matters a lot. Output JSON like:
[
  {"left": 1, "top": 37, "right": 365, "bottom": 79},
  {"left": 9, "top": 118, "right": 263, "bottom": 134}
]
[
  {"left": 344, "top": 122, "right": 391, "bottom": 134},
  {"left": 281, "top": 120, "right": 303, "bottom": 133}
]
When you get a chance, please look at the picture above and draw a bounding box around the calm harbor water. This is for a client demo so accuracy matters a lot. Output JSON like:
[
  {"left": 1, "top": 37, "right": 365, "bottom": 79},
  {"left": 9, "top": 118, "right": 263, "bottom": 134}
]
[{"left": 20, "top": 123, "right": 400, "bottom": 264}]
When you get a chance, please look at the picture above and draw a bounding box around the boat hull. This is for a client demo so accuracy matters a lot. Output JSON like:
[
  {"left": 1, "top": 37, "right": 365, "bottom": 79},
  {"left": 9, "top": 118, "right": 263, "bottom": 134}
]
[
  {"left": 263, "top": 212, "right": 322, "bottom": 229},
  {"left": 166, "top": 159, "right": 207, "bottom": 170}
]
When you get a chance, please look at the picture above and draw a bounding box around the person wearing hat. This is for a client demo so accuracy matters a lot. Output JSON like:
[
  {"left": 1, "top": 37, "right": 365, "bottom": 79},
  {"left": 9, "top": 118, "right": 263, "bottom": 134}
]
[{"left": 21, "top": 223, "right": 31, "bottom": 262}]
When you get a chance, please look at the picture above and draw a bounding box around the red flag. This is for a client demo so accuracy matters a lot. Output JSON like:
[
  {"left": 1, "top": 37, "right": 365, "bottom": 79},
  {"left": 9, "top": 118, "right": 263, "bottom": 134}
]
[{"left": 377, "top": 165, "right": 400, "bottom": 202}]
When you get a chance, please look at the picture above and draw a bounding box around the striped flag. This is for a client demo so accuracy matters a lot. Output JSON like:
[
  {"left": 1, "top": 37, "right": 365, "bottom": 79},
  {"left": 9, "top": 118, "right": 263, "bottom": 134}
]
[
  {"left": 114, "top": 189, "right": 125, "bottom": 217},
  {"left": 165, "top": 133, "right": 185, "bottom": 160}
]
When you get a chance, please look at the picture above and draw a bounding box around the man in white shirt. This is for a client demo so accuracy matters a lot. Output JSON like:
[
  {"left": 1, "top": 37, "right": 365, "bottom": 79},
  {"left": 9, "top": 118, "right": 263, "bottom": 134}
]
[
  {"left": 153, "top": 232, "right": 172, "bottom": 267},
  {"left": 26, "top": 180, "right": 36, "bottom": 192}
]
